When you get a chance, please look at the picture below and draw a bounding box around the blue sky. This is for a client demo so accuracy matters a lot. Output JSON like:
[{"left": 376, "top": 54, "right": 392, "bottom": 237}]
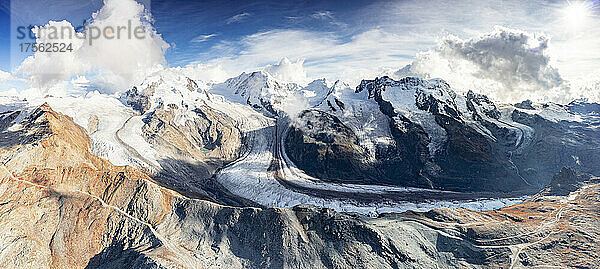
[
  {"left": 0, "top": 0, "right": 371, "bottom": 71},
  {"left": 0, "top": 0, "right": 11, "bottom": 69},
  {"left": 151, "top": 0, "right": 369, "bottom": 66},
  {"left": 1, "top": 0, "right": 599, "bottom": 98}
]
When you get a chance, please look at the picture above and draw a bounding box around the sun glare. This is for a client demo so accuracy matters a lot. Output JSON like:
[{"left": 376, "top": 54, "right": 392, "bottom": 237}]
[{"left": 563, "top": 1, "right": 591, "bottom": 28}]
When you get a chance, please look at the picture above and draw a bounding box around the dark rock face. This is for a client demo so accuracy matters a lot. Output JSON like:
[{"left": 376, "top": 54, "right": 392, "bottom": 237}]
[
  {"left": 366, "top": 78, "right": 519, "bottom": 192},
  {"left": 567, "top": 99, "right": 600, "bottom": 115},
  {"left": 542, "top": 167, "right": 594, "bottom": 196},
  {"left": 509, "top": 109, "right": 600, "bottom": 188},
  {"left": 361, "top": 77, "right": 432, "bottom": 187},
  {"left": 285, "top": 110, "right": 374, "bottom": 183},
  {"left": 186, "top": 77, "right": 199, "bottom": 91},
  {"left": 124, "top": 86, "right": 152, "bottom": 114},
  {"left": 514, "top": 100, "right": 535, "bottom": 110},
  {"left": 285, "top": 109, "right": 429, "bottom": 187},
  {"left": 467, "top": 90, "right": 501, "bottom": 120},
  {"left": 286, "top": 77, "right": 600, "bottom": 193},
  {"left": 377, "top": 112, "right": 430, "bottom": 187},
  {"left": 0, "top": 110, "right": 20, "bottom": 131}
]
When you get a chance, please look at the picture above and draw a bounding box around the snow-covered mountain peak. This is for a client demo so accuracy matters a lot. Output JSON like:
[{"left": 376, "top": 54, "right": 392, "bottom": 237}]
[
  {"left": 331, "top": 79, "right": 349, "bottom": 90},
  {"left": 122, "top": 68, "right": 215, "bottom": 130},
  {"left": 355, "top": 76, "right": 399, "bottom": 98},
  {"left": 303, "top": 78, "right": 328, "bottom": 94},
  {"left": 300, "top": 78, "right": 334, "bottom": 107},
  {"left": 510, "top": 100, "right": 586, "bottom": 123},
  {"left": 465, "top": 90, "right": 501, "bottom": 120},
  {"left": 209, "top": 70, "right": 303, "bottom": 115},
  {"left": 326, "top": 80, "right": 357, "bottom": 100},
  {"left": 355, "top": 76, "right": 460, "bottom": 117},
  {"left": 220, "top": 70, "right": 302, "bottom": 94},
  {"left": 356, "top": 76, "right": 452, "bottom": 97}
]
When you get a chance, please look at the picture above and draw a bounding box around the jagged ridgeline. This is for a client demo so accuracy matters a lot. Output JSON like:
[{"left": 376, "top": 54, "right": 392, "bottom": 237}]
[{"left": 287, "top": 76, "right": 600, "bottom": 192}]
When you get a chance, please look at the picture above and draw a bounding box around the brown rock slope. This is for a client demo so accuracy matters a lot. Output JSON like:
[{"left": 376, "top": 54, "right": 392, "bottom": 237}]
[
  {"left": 0, "top": 103, "right": 598, "bottom": 268},
  {"left": 139, "top": 104, "right": 247, "bottom": 205},
  {"left": 0, "top": 103, "right": 191, "bottom": 268}
]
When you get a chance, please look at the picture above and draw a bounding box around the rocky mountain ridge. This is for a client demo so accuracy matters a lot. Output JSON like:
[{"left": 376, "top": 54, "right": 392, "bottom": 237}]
[
  {"left": 0, "top": 102, "right": 598, "bottom": 268},
  {"left": 286, "top": 76, "right": 600, "bottom": 193}
]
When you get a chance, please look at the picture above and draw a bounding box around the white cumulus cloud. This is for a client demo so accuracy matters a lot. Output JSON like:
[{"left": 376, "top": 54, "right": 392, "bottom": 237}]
[
  {"left": 0, "top": 70, "right": 17, "bottom": 82},
  {"left": 395, "top": 27, "right": 570, "bottom": 103},
  {"left": 263, "top": 57, "right": 308, "bottom": 85},
  {"left": 17, "top": 0, "right": 169, "bottom": 93}
]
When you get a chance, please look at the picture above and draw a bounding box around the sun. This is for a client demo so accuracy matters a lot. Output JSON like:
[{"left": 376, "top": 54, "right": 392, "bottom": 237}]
[{"left": 563, "top": 1, "right": 591, "bottom": 28}]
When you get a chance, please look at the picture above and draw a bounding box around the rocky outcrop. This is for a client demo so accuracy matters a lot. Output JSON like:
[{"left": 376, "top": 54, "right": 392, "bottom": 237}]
[
  {"left": 285, "top": 110, "right": 374, "bottom": 183},
  {"left": 514, "top": 100, "right": 535, "bottom": 110},
  {"left": 87, "top": 114, "right": 99, "bottom": 134},
  {"left": 0, "top": 110, "right": 20, "bottom": 131},
  {"left": 285, "top": 108, "right": 431, "bottom": 187},
  {"left": 186, "top": 77, "right": 199, "bottom": 92},
  {"left": 541, "top": 166, "right": 595, "bottom": 196},
  {"left": 142, "top": 104, "right": 243, "bottom": 164},
  {"left": 124, "top": 86, "right": 152, "bottom": 114}
]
